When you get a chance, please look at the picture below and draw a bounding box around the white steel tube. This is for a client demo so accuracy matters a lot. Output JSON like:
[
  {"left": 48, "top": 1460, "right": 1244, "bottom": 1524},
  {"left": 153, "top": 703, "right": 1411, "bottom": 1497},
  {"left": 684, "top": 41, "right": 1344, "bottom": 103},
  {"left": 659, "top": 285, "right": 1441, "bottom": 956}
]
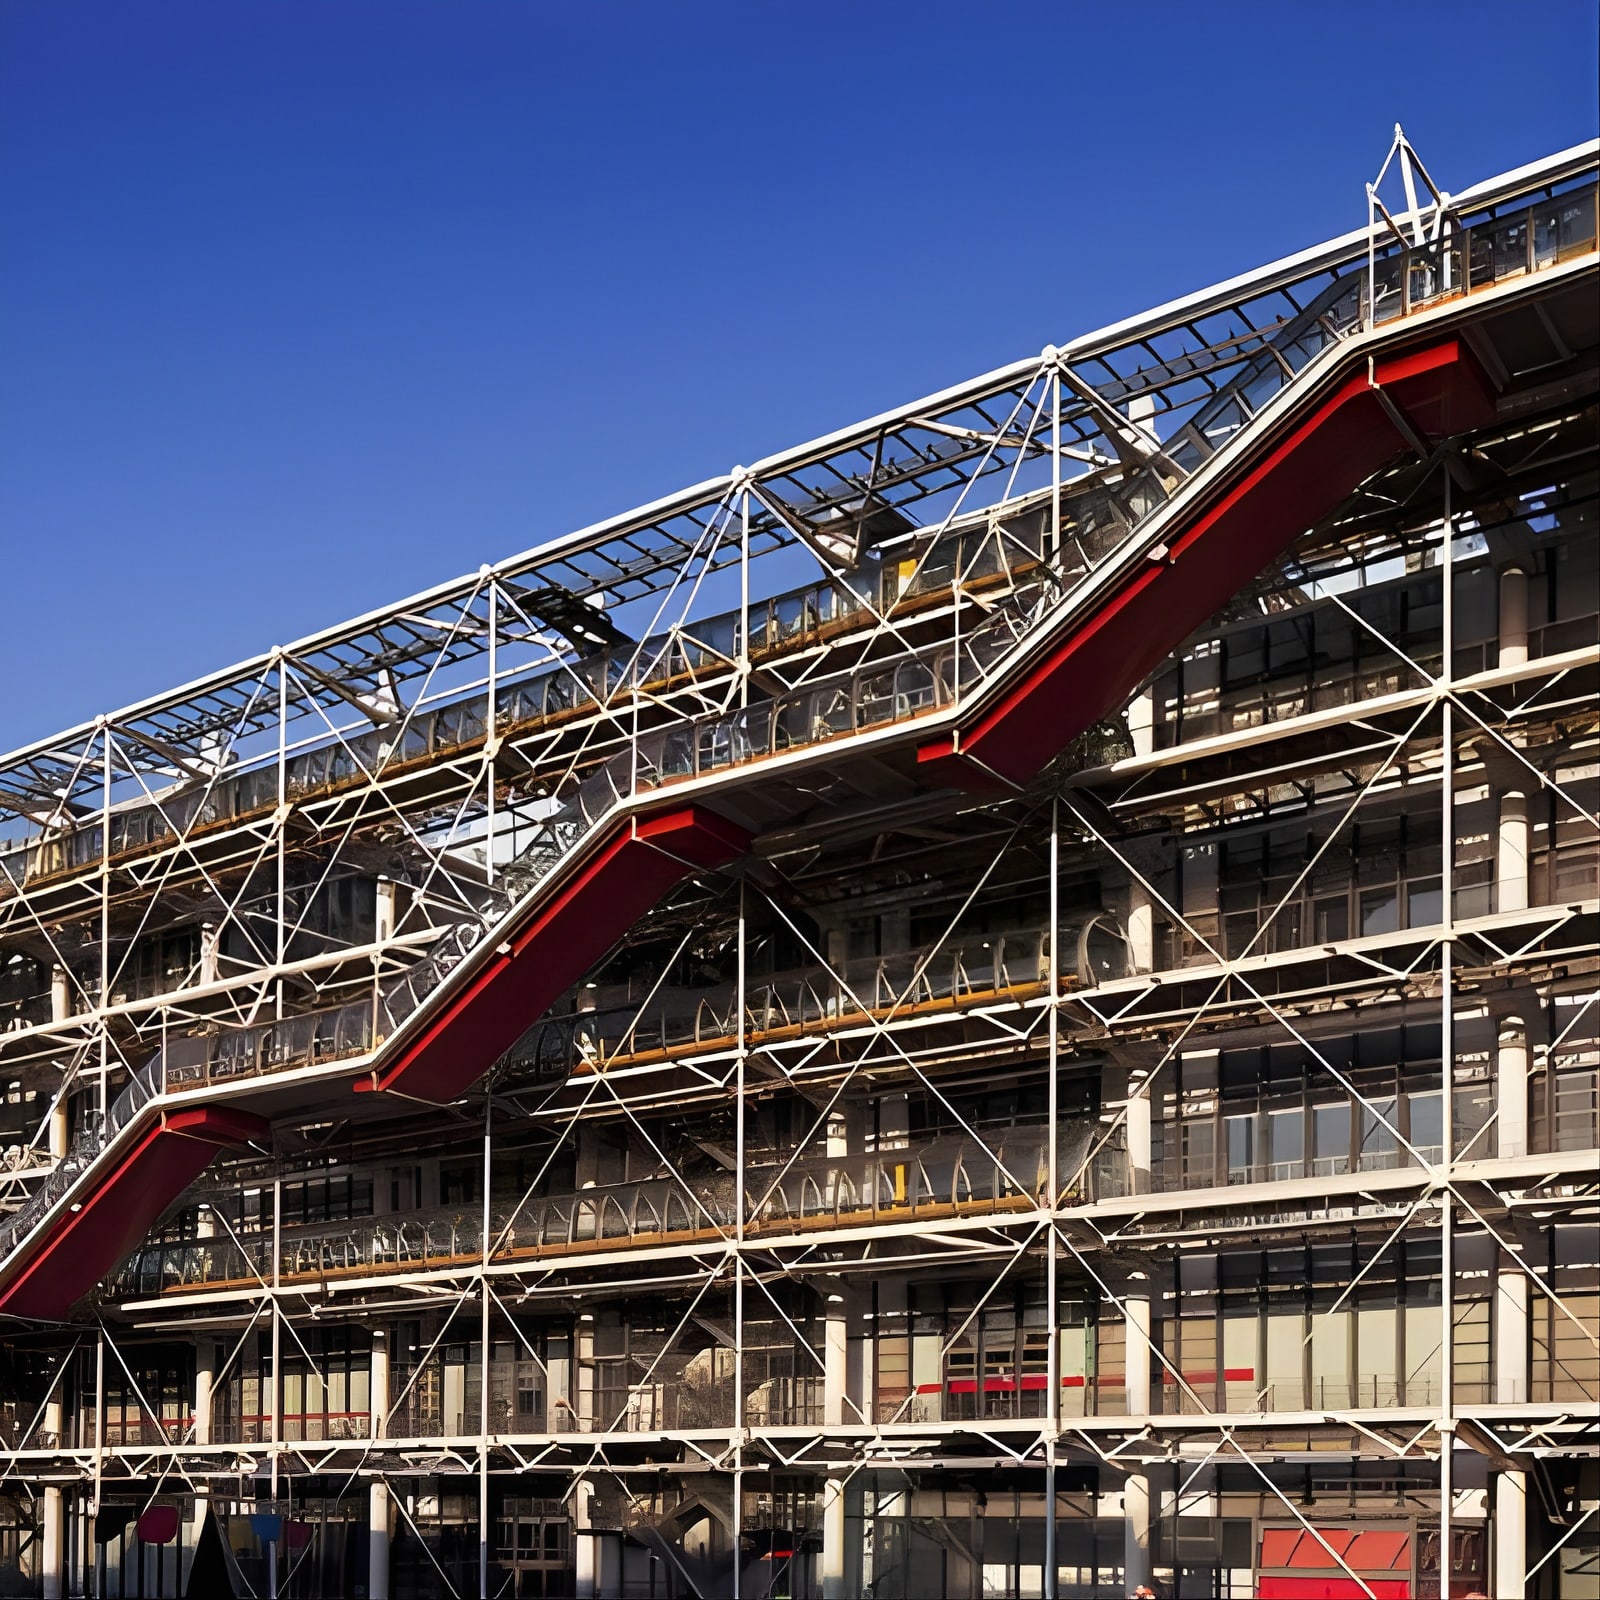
[{"left": 368, "top": 1481, "right": 391, "bottom": 1600}]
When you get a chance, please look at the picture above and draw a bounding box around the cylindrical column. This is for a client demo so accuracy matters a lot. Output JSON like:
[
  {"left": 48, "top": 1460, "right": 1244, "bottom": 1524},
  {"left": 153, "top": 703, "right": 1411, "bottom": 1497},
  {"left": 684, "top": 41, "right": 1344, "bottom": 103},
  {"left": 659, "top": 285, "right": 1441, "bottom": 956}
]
[
  {"left": 48, "top": 966, "right": 71, "bottom": 1162},
  {"left": 821, "top": 1473, "right": 849, "bottom": 1600},
  {"left": 1498, "top": 565, "right": 1529, "bottom": 668},
  {"left": 1126, "top": 881, "right": 1154, "bottom": 975},
  {"left": 41, "top": 1393, "right": 64, "bottom": 1594},
  {"left": 1124, "top": 1277, "right": 1152, "bottom": 1415},
  {"left": 1495, "top": 1264, "right": 1529, "bottom": 1405},
  {"left": 573, "top": 1479, "right": 595, "bottom": 1600},
  {"left": 1494, "top": 1469, "right": 1527, "bottom": 1600},
  {"left": 1126, "top": 1089, "right": 1152, "bottom": 1197},
  {"left": 369, "top": 1331, "right": 389, "bottom": 1439},
  {"left": 194, "top": 1341, "right": 215, "bottom": 1446},
  {"left": 823, "top": 1293, "right": 847, "bottom": 1427},
  {"left": 368, "top": 1480, "right": 390, "bottom": 1600},
  {"left": 41, "top": 1485, "right": 64, "bottom": 1600},
  {"left": 1123, "top": 1471, "right": 1152, "bottom": 1597},
  {"left": 1498, "top": 791, "right": 1530, "bottom": 913},
  {"left": 1497, "top": 1016, "right": 1530, "bottom": 1160}
]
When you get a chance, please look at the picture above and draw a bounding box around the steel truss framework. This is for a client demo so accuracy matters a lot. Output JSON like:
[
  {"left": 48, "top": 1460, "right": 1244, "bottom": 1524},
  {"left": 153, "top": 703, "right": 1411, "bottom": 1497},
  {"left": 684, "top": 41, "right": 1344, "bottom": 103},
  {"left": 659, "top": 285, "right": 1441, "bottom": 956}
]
[{"left": 0, "top": 133, "right": 1596, "bottom": 1600}]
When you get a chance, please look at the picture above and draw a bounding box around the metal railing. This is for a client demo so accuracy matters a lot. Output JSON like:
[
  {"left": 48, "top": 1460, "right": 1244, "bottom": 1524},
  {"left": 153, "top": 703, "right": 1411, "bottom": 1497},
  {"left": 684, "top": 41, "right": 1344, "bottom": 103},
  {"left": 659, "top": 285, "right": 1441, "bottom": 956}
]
[
  {"left": 112, "top": 1127, "right": 1120, "bottom": 1296},
  {"left": 504, "top": 915, "right": 1129, "bottom": 1079}
]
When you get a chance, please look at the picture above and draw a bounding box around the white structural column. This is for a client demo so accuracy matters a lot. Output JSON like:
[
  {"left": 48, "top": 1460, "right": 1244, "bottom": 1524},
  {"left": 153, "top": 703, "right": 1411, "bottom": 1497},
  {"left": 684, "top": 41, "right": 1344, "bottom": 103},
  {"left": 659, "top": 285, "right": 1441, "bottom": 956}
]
[
  {"left": 820, "top": 1279, "right": 851, "bottom": 1596},
  {"left": 1123, "top": 1472, "right": 1153, "bottom": 1597},
  {"left": 368, "top": 1481, "right": 391, "bottom": 1600},
  {"left": 1123, "top": 1273, "right": 1154, "bottom": 1590},
  {"left": 48, "top": 967, "right": 70, "bottom": 1158},
  {"left": 823, "top": 1291, "right": 848, "bottom": 1425},
  {"left": 820, "top": 1475, "right": 849, "bottom": 1600},
  {"left": 1494, "top": 1468, "right": 1528, "bottom": 1600},
  {"left": 49, "top": 964, "right": 70, "bottom": 1024},
  {"left": 370, "top": 1331, "right": 389, "bottom": 1439},
  {"left": 574, "top": 1480, "right": 596, "bottom": 1600},
  {"left": 1126, "top": 1086, "right": 1152, "bottom": 1196},
  {"left": 1497, "top": 1016, "right": 1530, "bottom": 1160},
  {"left": 41, "top": 1386, "right": 64, "bottom": 1600},
  {"left": 194, "top": 1341, "right": 215, "bottom": 1446},
  {"left": 41, "top": 1485, "right": 64, "bottom": 1600},
  {"left": 1126, "top": 880, "right": 1154, "bottom": 975},
  {"left": 1494, "top": 1229, "right": 1531, "bottom": 1598},
  {"left": 1498, "top": 791, "right": 1531, "bottom": 914},
  {"left": 1124, "top": 1275, "right": 1152, "bottom": 1415},
  {"left": 1498, "top": 564, "right": 1530, "bottom": 667},
  {"left": 48, "top": 1101, "right": 68, "bottom": 1160},
  {"left": 191, "top": 1206, "right": 216, "bottom": 1447},
  {"left": 1495, "top": 1249, "right": 1529, "bottom": 1406}
]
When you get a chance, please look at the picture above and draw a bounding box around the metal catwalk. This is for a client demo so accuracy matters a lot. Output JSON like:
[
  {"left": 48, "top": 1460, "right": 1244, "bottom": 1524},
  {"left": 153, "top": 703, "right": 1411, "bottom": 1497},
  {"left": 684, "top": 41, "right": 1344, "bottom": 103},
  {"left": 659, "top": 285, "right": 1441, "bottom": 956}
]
[{"left": 0, "top": 131, "right": 1595, "bottom": 1598}]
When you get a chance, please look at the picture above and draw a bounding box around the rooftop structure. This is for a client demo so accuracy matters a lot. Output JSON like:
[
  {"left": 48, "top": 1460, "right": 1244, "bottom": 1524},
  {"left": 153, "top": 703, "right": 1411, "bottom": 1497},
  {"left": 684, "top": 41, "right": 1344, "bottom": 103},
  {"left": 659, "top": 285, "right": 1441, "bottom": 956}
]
[{"left": 0, "top": 130, "right": 1596, "bottom": 1599}]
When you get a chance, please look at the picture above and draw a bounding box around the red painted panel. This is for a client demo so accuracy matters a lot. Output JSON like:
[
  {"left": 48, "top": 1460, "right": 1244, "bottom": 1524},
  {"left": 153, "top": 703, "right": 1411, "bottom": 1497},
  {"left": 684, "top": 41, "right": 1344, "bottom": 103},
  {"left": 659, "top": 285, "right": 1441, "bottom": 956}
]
[
  {"left": 1260, "top": 1530, "right": 1303, "bottom": 1568},
  {"left": 1258, "top": 1580, "right": 1410, "bottom": 1599},
  {"left": 0, "top": 1105, "right": 269, "bottom": 1321},
  {"left": 1258, "top": 1524, "right": 1415, "bottom": 1600},
  {"left": 366, "top": 805, "right": 749, "bottom": 1104},
  {"left": 919, "top": 336, "right": 1495, "bottom": 789},
  {"left": 1291, "top": 1530, "right": 1355, "bottom": 1566},
  {"left": 1347, "top": 1530, "right": 1412, "bottom": 1571}
]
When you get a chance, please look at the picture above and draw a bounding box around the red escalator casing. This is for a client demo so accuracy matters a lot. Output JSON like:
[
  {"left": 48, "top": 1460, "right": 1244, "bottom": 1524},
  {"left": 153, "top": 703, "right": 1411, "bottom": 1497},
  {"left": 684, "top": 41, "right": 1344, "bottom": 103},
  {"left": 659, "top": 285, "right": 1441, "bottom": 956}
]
[
  {"left": 919, "top": 337, "right": 1497, "bottom": 788},
  {"left": 0, "top": 1106, "right": 269, "bottom": 1321}
]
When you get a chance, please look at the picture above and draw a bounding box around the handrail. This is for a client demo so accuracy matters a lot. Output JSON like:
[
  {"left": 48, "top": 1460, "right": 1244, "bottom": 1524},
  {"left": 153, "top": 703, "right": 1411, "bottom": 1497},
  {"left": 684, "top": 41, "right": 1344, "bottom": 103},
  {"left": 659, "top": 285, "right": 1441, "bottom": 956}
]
[{"left": 113, "top": 1126, "right": 1128, "bottom": 1297}]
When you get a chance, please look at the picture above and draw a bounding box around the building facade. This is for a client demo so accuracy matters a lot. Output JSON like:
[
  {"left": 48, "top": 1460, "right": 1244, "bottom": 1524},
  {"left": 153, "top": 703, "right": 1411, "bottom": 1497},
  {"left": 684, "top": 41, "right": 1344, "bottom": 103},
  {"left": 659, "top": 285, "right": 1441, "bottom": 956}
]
[{"left": 0, "top": 136, "right": 1596, "bottom": 1599}]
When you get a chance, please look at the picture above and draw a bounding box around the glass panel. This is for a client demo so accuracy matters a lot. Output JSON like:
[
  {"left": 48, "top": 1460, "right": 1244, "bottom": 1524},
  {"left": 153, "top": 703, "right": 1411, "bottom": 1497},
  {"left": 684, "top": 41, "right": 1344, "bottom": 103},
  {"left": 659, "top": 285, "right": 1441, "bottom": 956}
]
[
  {"left": 1358, "top": 1097, "right": 1400, "bottom": 1171},
  {"left": 1356, "top": 1305, "right": 1399, "bottom": 1407},
  {"left": 1404, "top": 1304, "right": 1443, "bottom": 1406},
  {"left": 1268, "top": 1107, "right": 1303, "bottom": 1180},
  {"left": 1310, "top": 1310, "right": 1352, "bottom": 1409},
  {"left": 1558, "top": 189, "right": 1598, "bottom": 255},
  {"left": 1408, "top": 1090, "right": 1443, "bottom": 1165},
  {"left": 1225, "top": 1115, "right": 1255, "bottom": 1184},
  {"left": 1360, "top": 888, "right": 1399, "bottom": 936},
  {"left": 1406, "top": 877, "right": 1442, "bottom": 928},
  {"left": 1223, "top": 1315, "right": 1258, "bottom": 1412},
  {"left": 1265, "top": 1314, "right": 1304, "bottom": 1411},
  {"left": 1494, "top": 215, "right": 1530, "bottom": 280},
  {"left": 1313, "top": 1102, "right": 1349, "bottom": 1176}
]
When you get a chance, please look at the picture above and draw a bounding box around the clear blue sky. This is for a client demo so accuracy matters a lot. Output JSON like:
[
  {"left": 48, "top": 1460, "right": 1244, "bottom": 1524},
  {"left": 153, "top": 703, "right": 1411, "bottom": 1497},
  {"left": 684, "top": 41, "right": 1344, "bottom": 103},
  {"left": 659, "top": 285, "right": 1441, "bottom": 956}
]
[{"left": 2, "top": 0, "right": 1595, "bottom": 750}]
